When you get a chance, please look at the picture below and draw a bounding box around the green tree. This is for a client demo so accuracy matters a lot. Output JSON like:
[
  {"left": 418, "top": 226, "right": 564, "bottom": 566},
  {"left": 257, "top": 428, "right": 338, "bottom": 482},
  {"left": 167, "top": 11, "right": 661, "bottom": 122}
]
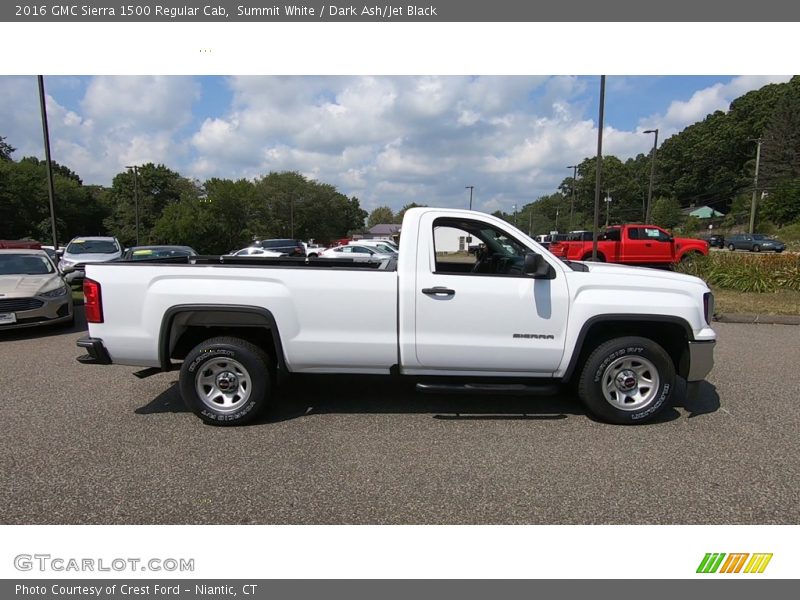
[
  {"left": 396, "top": 202, "right": 427, "bottom": 222},
  {"left": 0, "top": 136, "right": 16, "bottom": 161},
  {"left": 649, "top": 197, "right": 683, "bottom": 229},
  {"left": 367, "top": 206, "right": 396, "bottom": 228},
  {"left": 104, "top": 163, "right": 199, "bottom": 246},
  {"left": 0, "top": 156, "right": 107, "bottom": 243}
]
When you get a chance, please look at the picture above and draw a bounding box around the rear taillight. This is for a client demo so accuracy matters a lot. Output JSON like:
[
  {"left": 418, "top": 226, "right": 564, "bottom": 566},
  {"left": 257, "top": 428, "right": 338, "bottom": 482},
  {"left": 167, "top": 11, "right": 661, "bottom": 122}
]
[{"left": 83, "top": 278, "right": 104, "bottom": 323}]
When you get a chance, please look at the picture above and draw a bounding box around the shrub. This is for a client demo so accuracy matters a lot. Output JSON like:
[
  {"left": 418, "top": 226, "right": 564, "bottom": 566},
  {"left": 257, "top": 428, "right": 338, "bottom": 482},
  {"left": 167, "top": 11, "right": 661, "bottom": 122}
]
[{"left": 675, "top": 252, "right": 800, "bottom": 293}]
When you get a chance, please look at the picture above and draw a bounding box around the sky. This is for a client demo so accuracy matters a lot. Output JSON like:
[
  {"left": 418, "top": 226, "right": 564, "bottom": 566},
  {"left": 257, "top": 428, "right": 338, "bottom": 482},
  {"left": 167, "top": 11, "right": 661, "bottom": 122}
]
[{"left": 0, "top": 74, "right": 791, "bottom": 214}]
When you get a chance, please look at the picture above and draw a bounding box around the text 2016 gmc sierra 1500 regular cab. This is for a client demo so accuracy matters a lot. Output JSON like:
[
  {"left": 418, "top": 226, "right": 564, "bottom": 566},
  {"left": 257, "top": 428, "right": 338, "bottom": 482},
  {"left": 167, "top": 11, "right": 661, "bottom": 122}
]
[{"left": 76, "top": 208, "right": 716, "bottom": 426}]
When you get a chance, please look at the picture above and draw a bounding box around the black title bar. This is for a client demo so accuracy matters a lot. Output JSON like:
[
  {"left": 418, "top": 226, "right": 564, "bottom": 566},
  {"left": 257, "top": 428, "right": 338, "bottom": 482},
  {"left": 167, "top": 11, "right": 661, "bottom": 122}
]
[{"left": 5, "top": 0, "right": 800, "bottom": 22}]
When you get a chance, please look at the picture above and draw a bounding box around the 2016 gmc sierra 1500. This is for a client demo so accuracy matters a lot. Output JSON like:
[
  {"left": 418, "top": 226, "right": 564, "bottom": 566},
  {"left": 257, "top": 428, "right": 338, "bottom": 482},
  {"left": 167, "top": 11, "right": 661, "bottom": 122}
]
[{"left": 76, "top": 208, "right": 716, "bottom": 425}]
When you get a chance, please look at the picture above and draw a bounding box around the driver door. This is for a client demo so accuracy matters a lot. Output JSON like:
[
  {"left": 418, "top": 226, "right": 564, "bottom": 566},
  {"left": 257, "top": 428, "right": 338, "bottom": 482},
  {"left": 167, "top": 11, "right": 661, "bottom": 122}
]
[{"left": 413, "top": 217, "right": 569, "bottom": 374}]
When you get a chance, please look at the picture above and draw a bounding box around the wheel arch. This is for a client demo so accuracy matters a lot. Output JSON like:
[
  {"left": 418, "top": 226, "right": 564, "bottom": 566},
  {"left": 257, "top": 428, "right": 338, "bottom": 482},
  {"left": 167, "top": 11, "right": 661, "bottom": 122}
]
[
  {"left": 563, "top": 315, "right": 693, "bottom": 382},
  {"left": 159, "top": 304, "right": 288, "bottom": 379}
]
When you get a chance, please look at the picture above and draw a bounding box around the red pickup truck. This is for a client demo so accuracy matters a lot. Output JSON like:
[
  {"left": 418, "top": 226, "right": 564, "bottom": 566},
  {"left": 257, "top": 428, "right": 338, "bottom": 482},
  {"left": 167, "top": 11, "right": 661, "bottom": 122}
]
[{"left": 548, "top": 225, "right": 708, "bottom": 265}]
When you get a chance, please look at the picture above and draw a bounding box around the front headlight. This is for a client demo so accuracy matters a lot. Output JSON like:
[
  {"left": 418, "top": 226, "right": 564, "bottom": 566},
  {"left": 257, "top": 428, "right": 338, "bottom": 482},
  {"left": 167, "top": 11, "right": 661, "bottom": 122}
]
[{"left": 40, "top": 284, "right": 68, "bottom": 298}]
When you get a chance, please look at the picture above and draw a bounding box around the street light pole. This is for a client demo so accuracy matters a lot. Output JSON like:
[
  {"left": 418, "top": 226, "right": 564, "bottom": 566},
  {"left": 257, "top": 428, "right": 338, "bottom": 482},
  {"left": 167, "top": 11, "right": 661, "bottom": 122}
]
[
  {"left": 38, "top": 76, "right": 59, "bottom": 252},
  {"left": 748, "top": 138, "right": 763, "bottom": 235},
  {"left": 465, "top": 185, "right": 474, "bottom": 211},
  {"left": 643, "top": 128, "right": 659, "bottom": 223},
  {"left": 605, "top": 193, "right": 612, "bottom": 227},
  {"left": 567, "top": 164, "right": 578, "bottom": 231},
  {"left": 592, "top": 76, "right": 606, "bottom": 261},
  {"left": 512, "top": 204, "right": 517, "bottom": 226},
  {"left": 125, "top": 165, "right": 140, "bottom": 245}
]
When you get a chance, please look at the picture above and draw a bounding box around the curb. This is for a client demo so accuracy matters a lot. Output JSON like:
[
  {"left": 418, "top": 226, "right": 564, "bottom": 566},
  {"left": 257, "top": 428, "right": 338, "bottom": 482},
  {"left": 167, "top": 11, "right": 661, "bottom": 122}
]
[{"left": 714, "top": 313, "right": 800, "bottom": 325}]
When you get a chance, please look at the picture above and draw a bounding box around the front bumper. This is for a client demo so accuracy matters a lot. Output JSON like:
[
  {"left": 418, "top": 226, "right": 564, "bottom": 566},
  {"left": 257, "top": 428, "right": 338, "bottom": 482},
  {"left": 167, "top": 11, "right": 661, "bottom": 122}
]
[
  {"left": 687, "top": 340, "right": 715, "bottom": 381},
  {"left": 76, "top": 337, "right": 112, "bottom": 365},
  {"left": 0, "top": 295, "right": 73, "bottom": 330}
]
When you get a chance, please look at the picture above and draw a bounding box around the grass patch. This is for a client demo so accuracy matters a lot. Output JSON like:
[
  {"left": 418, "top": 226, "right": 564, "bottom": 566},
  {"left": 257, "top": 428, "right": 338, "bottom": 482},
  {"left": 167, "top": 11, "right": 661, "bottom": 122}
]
[
  {"left": 676, "top": 252, "right": 800, "bottom": 292},
  {"left": 712, "top": 287, "right": 800, "bottom": 315}
]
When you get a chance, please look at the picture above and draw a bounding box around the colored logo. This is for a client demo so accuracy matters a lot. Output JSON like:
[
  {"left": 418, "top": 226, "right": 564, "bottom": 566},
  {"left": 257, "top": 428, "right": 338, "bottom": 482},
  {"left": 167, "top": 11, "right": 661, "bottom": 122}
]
[{"left": 696, "top": 553, "right": 773, "bottom": 574}]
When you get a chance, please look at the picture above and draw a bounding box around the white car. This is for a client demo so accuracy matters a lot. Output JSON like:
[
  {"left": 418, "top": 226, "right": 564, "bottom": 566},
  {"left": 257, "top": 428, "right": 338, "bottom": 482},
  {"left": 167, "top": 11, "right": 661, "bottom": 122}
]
[
  {"left": 59, "top": 236, "right": 122, "bottom": 284},
  {"left": 349, "top": 239, "right": 398, "bottom": 254},
  {"left": 319, "top": 244, "right": 395, "bottom": 261},
  {"left": 230, "top": 247, "right": 284, "bottom": 257}
]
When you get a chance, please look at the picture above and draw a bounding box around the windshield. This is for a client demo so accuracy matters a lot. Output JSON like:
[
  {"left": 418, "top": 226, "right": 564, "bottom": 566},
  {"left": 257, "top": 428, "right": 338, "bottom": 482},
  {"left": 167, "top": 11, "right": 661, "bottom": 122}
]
[
  {"left": 129, "top": 247, "right": 194, "bottom": 260},
  {"left": 375, "top": 244, "right": 398, "bottom": 254},
  {"left": 67, "top": 239, "right": 119, "bottom": 255},
  {"left": 0, "top": 254, "right": 55, "bottom": 275}
]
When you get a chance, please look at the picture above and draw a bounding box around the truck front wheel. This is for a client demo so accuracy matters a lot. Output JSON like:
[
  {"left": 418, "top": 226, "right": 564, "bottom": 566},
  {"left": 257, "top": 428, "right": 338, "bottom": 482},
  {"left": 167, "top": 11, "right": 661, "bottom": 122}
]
[
  {"left": 179, "top": 336, "right": 272, "bottom": 425},
  {"left": 577, "top": 336, "right": 675, "bottom": 424}
]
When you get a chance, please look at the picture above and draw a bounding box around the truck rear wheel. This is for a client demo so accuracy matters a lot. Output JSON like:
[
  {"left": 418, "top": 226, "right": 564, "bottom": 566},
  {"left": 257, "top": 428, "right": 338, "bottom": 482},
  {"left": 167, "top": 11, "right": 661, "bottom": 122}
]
[
  {"left": 179, "top": 336, "right": 272, "bottom": 425},
  {"left": 577, "top": 336, "right": 675, "bottom": 424}
]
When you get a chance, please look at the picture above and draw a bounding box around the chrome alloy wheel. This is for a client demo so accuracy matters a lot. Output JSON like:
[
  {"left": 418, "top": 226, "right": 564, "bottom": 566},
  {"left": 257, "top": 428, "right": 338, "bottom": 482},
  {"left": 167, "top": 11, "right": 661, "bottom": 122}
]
[
  {"left": 600, "top": 355, "right": 661, "bottom": 411},
  {"left": 195, "top": 357, "right": 252, "bottom": 414}
]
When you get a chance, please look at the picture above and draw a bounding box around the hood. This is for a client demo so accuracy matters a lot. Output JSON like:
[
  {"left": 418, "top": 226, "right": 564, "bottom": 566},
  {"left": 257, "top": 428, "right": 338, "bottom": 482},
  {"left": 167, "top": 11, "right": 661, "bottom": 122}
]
[
  {"left": 0, "top": 273, "right": 63, "bottom": 297},
  {"left": 582, "top": 261, "right": 708, "bottom": 288},
  {"left": 62, "top": 252, "right": 120, "bottom": 264}
]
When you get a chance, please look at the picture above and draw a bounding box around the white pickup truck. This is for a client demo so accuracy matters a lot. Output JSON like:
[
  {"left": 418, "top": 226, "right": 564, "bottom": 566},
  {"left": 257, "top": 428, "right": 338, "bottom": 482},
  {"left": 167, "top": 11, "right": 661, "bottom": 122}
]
[{"left": 76, "top": 208, "right": 716, "bottom": 425}]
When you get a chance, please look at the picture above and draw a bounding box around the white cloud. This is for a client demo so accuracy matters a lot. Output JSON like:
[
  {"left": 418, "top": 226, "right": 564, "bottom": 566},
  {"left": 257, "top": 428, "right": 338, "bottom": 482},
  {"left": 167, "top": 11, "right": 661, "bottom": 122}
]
[{"left": 1, "top": 74, "right": 794, "bottom": 216}]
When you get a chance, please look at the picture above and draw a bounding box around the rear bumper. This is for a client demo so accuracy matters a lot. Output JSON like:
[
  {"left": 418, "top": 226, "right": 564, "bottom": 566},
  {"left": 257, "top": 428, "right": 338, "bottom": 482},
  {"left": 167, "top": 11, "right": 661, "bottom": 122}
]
[
  {"left": 687, "top": 340, "right": 715, "bottom": 382},
  {"left": 76, "top": 336, "right": 112, "bottom": 365}
]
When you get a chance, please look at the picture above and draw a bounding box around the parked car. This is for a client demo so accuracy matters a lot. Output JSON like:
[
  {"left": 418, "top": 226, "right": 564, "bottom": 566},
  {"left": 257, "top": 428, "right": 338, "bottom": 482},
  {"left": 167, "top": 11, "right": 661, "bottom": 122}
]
[
  {"left": 0, "top": 239, "right": 42, "bottom": 250},
  {"left": 0, "top": 249, "right": 74, "bottom": 330},
  {"left": 319, "top": 244, "right": 394, "bottom": 261},
  {"left": 548, "top": 224, "right": 709, "bottom": 264},
  {"left": 254, "top": 239, "right": 306, "bottom": 257},
  {"left": 120, "top": 245, "right": 197, "bottom": 261},
  {"left": 348, "top": 240, "right": 398, "bottom": 254},
  {"left": 231, "top": 247, "right": 284, "bottom": 257},
  {"left": 726, "top": 233, "right": 785, "bottom": 253},
  {"left": 59, "top": 236, "right": 122, "bottom": 284},
  {"left": 303, "top": 242, "right": 326, "bottom": 258},
  {"left": 702, "top": 234, "right": 725, "bottom": 248}
]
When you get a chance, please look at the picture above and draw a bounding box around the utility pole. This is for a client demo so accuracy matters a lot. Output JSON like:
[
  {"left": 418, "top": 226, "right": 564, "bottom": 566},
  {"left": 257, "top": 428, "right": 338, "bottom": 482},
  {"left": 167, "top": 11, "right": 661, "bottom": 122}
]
[
  {"left": 38, "top": 76, "right": 58, "bottom": 252},
  {"left": 512, "top": 204, "right": 517, "bottom": 226},
  {"left": 567, "top": 164, "right": 578, "bottom": 231},
  {"left": 592, "top": 76, "right": 606, "bottom": 261},
  {"left": 748, "top": 138, "right": 763, "bottom": 234},
  {"left": 644, "top": 128, "right": 659, "bottom": 223},
  {"left": 125, "top": 165, "right": 141, "bottom": 245},
  {"left": 465, "top": 185, "right": 474, "bottom": 211}
]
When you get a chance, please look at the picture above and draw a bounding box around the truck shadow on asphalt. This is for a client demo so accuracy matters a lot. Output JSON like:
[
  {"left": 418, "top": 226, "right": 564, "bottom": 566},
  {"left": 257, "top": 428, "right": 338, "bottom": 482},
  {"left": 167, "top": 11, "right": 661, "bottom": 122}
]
[{"left": 135, "top": 375, "right": 720, "bottom": 425}]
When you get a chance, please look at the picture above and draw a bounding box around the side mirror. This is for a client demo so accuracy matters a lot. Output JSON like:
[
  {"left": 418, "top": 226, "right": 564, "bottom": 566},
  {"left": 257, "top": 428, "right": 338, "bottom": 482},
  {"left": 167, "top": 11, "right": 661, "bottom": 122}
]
[{"left": 523, "top": 253, "right": 552, "bottom": 278}]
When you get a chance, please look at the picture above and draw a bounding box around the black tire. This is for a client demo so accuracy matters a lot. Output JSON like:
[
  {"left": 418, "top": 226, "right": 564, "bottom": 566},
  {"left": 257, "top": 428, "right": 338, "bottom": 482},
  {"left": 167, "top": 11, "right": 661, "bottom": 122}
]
[
  {"left": 728, "top": 244, "right": 735, "bottom": 251},
  {"left": 752, "top": 245, "right": 761, "bottom": 252},
  {"left": 577, "top": 336, "right": 676, "bottom": 424},
  {"left": 581, "top": 253, "right": 606, "bottom": 262},
  {"left": 179, "top": 336, "right": 272, "bottom": 425},
  {"left": 680, "top": 251, "right": 700, "bottom": 263}
]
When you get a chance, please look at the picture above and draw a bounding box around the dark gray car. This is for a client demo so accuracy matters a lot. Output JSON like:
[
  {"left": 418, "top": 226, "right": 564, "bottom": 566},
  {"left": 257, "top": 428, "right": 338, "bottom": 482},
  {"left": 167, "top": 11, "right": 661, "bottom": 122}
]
[{"left": 726, "top": 233, "right": 785, "bottom": 253}]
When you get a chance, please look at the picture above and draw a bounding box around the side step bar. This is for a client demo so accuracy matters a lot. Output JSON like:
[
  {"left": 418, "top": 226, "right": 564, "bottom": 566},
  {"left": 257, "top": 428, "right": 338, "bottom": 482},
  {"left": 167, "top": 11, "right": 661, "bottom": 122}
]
[{"left": 416, "top": 382, "right": 559, "bottom": 395}]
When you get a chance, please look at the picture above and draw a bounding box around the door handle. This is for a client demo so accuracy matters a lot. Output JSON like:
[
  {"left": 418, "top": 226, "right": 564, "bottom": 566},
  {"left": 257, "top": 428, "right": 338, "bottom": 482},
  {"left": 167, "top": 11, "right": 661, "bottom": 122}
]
[{"left": 422, "top": 287, "right": 456, "bottom": 296}]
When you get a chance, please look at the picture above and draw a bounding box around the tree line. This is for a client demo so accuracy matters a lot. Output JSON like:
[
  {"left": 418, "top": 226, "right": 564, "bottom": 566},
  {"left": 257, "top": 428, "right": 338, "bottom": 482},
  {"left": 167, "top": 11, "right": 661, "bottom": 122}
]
[{"left": 0, "top": 154, "right": 368, "bottom": 254}]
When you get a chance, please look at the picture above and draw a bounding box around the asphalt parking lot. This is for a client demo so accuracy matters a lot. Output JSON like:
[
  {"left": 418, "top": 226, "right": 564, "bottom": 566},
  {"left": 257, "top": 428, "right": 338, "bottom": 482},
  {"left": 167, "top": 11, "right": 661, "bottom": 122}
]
[{"left": 1, "top": 310, "right": 798, "bottom": 525}]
